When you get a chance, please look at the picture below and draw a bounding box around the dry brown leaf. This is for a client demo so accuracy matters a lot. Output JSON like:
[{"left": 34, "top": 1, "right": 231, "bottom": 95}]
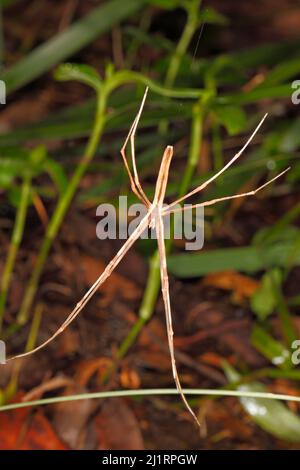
[
  {"left": 52, "top": 384, "right": 96, "bottom": 449},
  {"left": 96, "top": 399, "right": 144, "bottom": 450},
  {"left": 75, "top": 357, "right": 113, "bottom": 386},
  {"left": 120, "top": 365, "right": 141, "bottom": 389},
  {"left": 202, "top": 270, "right": 260, "bottom": 304},
  {"left": 80, "top": 254, "right": 141, "bottom": 305},
  {"left": 0, "top": 401, "right": 67, "bottom": 450}
]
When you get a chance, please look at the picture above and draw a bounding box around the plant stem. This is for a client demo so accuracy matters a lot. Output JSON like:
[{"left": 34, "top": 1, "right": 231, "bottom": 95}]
[
  {"left": 0, "top": 177, "right": 31, "bottom": 333},
  {"left": 117, "top": 102, "right": 204, "bottom": 360},
  {"left": 274, "top": 284, "right": 296, "bottom": 346},
  {"left": 165, "top": 1, "right": 201, "bottom": 89},
  {"left": 16, "top": 89, "right": 108, "bottom": 326},
  {"left": 159, "top": 0, "right": 202, "bottom": 135},
  {"left": 1, "top": 387, "right": 300, "bottom": 413},
  {"left": 4, "top": 303, "right": 43, "bottom": 403}
]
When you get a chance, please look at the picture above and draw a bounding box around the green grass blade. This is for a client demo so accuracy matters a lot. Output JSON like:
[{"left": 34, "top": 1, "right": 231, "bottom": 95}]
[
  {"left": 168, "top": 241, "right": 300, "bottom": 278},
  {"left": 1, "top": 0, "right": 146, "bottom": 94},
  {"left": 0, "top": 388, "right": 299, "bottom": 413},
  {"left": 251, "top": 325, "right": 291, "bottom": 369}
]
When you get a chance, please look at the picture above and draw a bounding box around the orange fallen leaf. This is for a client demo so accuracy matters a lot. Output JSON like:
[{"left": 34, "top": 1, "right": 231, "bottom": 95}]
[
  {"left": 120, "top": 365, "right": 141, "bottom": 389},
  {"left": 80, "top": 255, "right": 141, "bottom": 305},
  {"left": 75, "top": 357, "right": 113, "bottom": 386},
  {"left": 198, "top": 352, "right": 224, "bottom": 368},
  {"left": 0, "top": 403, "right": 67, "bottom": 450},
  {"left": 202, "top": 270, "right": 260, "bottom": 304}
]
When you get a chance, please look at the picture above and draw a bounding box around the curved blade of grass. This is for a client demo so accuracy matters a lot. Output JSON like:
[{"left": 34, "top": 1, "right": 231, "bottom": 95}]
[
  {"left": 219, "top": 84, "right": 293, "bottom": 105},
  {"left": 255, "top": 57, "right": 300, "bottom": 88},
  {"left": 1, "top": 0, "right": 146, "bottom": 94},
  {"left": 0, "top": 81, "right": 295, "bottom": 147},
  {"left": 0, "top": 93, "right": 192, "bottom": 146},
  {"left": 251, "top": 325, "right": 291, "bottom": 369},
  {"left": 0, "top": 388, "right": 299, "bottom": 413},
  {"left": 176, "top": 39, "right": 300, "bottom": 86}
]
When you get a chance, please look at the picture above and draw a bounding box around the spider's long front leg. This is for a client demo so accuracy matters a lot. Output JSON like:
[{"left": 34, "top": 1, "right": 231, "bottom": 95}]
[
  {"left": 155, "top": 209, "right": 201, "bottom": 427},
  {"left": 162, "top": 167, "right": 290, "bottom": 216},
  {"left": 120, "top": 87, "right": 151, "bottom": 207},
  {"left": 9, "top": 209, "right": 154, "bottom": 361},
  {"left": 167, "top": 113, "right": 268, "bottom": 211}
]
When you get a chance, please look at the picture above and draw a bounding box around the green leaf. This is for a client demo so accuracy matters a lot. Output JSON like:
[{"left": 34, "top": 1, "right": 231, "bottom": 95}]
[
  {"left": 219, "top": 84, "right": 294, "bottom": 105},
  {"left": 279, "top": 117, "right": 300, "bottom": 152},
  {"left": 251, "top": 268, "right": 283, "bottom": 321},
  {"left": 0, "top": 148, "right": 29, "bottom": 187},
  {"left": 225, "top": 364, "right": 300, "bottom": 443},
  {"left": 27, "top": 145, "right": 49, "bottom": 178},
  {"left": 0, "top": 146, "right": 52, "bottom": 187},
  {"left": 256, "top": 58, "right": 300, "bottom": 88},
  {"left": 0, "top": 165, "right": 15, "bottom": 188},
  {"left": 214, "top": 105, "right": 247, "bottom": 135},
  {"left": 199, "top": 7, "right": 228, "bottom": 25},
  {"left": 124, "top": 26, "right": 174, "bottom": 52},
  {"left": 29, "top": 145, "right": 47, "bottom": 168},
  {"left": 254, "top": 221, "right": 300, "bottom": 248},
  {"left": 251, "top": 325, "right": 291, "bottom": 369},
  {"left": 148, "top": 0, "right": 181, "bottom": 9},
  {"left": 54, "top": 63, "right": 102, "bottom": 91},
  {"left": 44, "top": 159, "right": 68, "bottom": 195},
  {"left": 168, "top": 234, "right": 300, "bottom": 278},
  {"left": 7, "top": 185, "right": 32, "bottom": 207},
  {"left": 0, "top": 90, "right": 192, "bottom": 146}
]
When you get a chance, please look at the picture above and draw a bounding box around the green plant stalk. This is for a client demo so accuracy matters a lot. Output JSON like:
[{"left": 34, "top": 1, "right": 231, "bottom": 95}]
[
  {"left": 165, "top": 0, "right": 202, "bottom": 89},
  {"left": 1, "top": 387, "right": 300, "bottom": 413},
  {"left": 117, "top": 102, "right": 204, "bottom": 360},
  {"left": 274, "top": 285, "right": 297, "bottom": 346},
  {"left": 261, "top": 256, "right": 296, "bottom": 347},
  {"left": 159, "top": 0, "right": 202, "bottom": 134},
  {"left": 107, "top": 69, "right": 204, "bottom": 99},
  {"left": 0, "top": 177, "right": 31, "bottom": 333},
  {"left": 4, "top": 303, "right": 43, "bottom": 403},
  {"left": 16, "top": 89, "right": 108, "bottom": 326}
]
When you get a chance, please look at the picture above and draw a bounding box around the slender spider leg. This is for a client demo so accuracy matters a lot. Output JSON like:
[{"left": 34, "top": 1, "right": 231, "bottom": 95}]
[
  {"left": 156, "top": 212, "right": 201, "bottom": 427},
  {"left": 120, "top": 87, "right": 151, "bottom": 207},
  {"left": 167, "top": 113, "right": 268, "bottom": 211},
  {"left": 8, "top": 210, "right": 154, "bottom": 361},
  {"left": 129, "top": 88, "right": 151, "bottom": 207},
  {"left": 162, "top": 167, "right": 290, "bottom": 216}
]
